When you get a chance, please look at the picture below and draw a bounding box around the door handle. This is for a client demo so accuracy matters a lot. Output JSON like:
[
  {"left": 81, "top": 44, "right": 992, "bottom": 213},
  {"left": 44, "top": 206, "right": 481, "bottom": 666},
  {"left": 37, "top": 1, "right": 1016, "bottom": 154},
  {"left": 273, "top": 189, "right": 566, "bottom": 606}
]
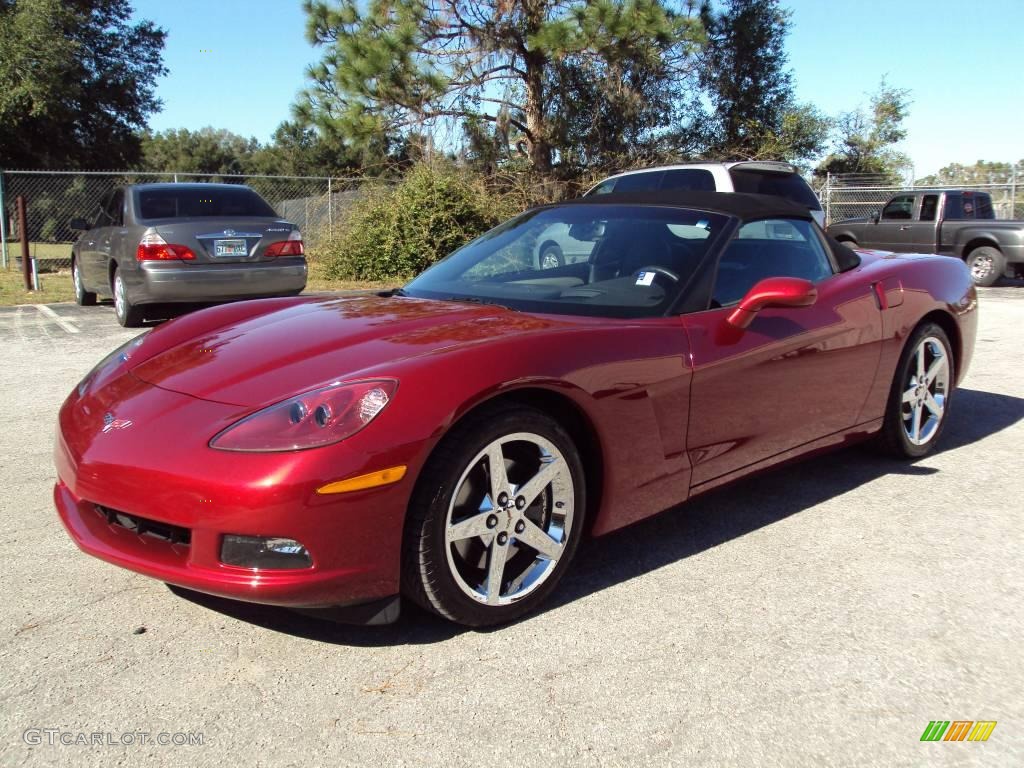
[{"left": 899, "top": 225, "right": 912, "bottom": 231}]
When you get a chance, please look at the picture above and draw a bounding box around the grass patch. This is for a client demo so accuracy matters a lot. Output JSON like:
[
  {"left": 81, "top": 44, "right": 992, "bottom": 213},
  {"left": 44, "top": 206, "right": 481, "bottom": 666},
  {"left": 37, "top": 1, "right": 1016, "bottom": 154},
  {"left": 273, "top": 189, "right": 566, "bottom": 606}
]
[
  {"left": 0, "top": 266, "right": 75, "bottom": 305},
  {"left": 304, "top": 259, "right": 398, "bottom": 294}
]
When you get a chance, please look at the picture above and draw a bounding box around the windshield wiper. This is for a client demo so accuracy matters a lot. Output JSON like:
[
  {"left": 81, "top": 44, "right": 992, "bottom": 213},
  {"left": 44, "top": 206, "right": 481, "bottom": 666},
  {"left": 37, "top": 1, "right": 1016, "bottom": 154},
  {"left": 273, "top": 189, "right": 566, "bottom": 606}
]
[{"left": 377, "top": 287, "right": 407, "bottom": 297}]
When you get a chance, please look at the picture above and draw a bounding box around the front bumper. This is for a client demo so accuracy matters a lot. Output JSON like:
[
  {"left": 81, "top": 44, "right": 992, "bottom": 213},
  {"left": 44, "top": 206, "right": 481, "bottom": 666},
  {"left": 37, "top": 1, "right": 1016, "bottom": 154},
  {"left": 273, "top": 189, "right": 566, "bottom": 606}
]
[
  {"left": 53, "top": 374, "right": 416, "bottom": 609},
  {"left": 129, "top": 259, "right": 307, "bottom": 305}
]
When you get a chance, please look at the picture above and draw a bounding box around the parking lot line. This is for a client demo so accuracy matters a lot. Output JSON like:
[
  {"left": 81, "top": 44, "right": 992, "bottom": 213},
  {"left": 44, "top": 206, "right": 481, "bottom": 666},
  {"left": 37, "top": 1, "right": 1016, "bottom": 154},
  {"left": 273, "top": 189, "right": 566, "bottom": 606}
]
[{"left": 34, "top": 303, "right": 80, "bottom": 334}]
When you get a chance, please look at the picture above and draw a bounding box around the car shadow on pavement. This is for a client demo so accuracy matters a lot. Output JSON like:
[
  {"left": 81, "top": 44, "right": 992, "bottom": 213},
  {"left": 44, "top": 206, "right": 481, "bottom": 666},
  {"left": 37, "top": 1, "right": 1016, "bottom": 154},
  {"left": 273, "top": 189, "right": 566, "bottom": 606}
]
[{"left": 169, "top": 387, "right": 1024, "bottom": 645}]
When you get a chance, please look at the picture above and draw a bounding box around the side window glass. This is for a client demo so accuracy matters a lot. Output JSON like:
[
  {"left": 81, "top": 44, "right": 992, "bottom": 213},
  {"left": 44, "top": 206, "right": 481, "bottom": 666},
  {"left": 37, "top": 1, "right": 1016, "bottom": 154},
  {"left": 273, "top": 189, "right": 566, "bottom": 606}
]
[
  {"left": 712, "top": 219, "right": 833, "bottom": 307},
  {"left": 919, "top": 195, "right": 938, "bottom": 222},
  {"left": 610, "top": 171, "right": 665, "bottom": 193},
  {"left": 93, "top": 193, "right": 112, "bottom": 228},
  {"left": 105, "top": 191, "right": 124, "bottom": 227},
  {"left": 660, "top": 169, "right": 716, "bottom": 192},
  {"left": 944, "top": 195, "right": 963, "bottom": 219},
  {"left": 881, "top": 195, "right": 914, "bottom": 220},
  {"left": 588, "top": 179, "right": 617, "bottom": 196}
]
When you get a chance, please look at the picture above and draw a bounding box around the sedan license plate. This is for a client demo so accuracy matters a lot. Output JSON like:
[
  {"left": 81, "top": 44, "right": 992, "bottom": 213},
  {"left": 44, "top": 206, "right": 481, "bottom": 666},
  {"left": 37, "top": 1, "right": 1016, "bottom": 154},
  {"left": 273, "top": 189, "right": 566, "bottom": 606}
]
[{"left": 214, "top": 238, "right": 248, "bottom": 257}]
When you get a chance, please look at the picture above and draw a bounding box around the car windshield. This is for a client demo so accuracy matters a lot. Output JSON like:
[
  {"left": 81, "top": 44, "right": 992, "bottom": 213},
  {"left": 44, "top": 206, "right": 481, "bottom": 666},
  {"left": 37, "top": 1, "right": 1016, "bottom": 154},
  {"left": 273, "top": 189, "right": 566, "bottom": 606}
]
[
  {"left": 136, "top": 187, "right": 277, "bottom": 219},
  {"left": 403, "top": 204, "right": 730, "bottom": 318}
]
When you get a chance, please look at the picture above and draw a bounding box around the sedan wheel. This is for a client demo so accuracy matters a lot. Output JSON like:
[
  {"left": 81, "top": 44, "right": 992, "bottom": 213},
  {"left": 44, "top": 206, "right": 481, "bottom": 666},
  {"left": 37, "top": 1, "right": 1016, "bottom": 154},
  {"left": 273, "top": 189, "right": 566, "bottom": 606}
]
[
  {"left": 72, "top": 259, "right": 97, "bottom": 306},
  {"left": 878, "top": 323, "right": 954, "bottom": 458},
  {"left": 403, "top": 404, "right": 585, "bottom": 626},
  {"left": 113, "top": 269, "right": 145, "bottom": 327}
]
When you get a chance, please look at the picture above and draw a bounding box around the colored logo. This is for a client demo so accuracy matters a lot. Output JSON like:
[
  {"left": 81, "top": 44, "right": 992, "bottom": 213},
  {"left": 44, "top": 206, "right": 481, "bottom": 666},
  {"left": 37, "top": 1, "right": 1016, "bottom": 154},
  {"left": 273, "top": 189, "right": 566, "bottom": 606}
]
[
  {"left": 101, "top": 413, "right": 133, "bottom": 434},
  {"left": 920, "top": 721, "right": 997, "bottom": 742}
]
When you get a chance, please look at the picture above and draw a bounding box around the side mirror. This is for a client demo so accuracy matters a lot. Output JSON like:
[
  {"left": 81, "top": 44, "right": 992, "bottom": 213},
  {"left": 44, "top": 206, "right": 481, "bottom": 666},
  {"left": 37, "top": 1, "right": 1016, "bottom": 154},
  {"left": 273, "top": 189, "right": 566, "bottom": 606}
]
[
  {"left": 869, "top": 211, "right": 880, "bottom": 224},
  {"left": 69, "top": 218, "right": 89, "bottom": 231},
  {"left": 726, "top": 277, "right": 817, "bottom": 329}
]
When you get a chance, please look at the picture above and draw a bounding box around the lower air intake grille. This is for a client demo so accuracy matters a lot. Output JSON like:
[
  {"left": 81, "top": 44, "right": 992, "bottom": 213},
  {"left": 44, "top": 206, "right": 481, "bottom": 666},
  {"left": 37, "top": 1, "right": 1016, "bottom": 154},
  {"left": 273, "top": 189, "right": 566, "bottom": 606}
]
[{"left": 94, "top": 505, "right": 191, "bottom": 546}]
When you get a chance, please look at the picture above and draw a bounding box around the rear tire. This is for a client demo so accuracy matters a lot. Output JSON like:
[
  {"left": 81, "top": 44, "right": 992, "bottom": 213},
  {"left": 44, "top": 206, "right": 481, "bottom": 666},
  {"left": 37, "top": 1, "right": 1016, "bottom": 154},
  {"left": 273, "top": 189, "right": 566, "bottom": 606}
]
[
  {"left": 965, "top": 246, "right": 1004, "bottom": 287},
  {"left": 113, "top": 268, "right": 146, "bottom": 327},
  {"left": 538, "top": 242, "right": 564, "bottom": 269},
  {"left": 876, "top": 322, "right": 954, "bottom": 458},
  {"left": 72, "top": 258, "right": 97, "bottom": 306},
  {"left": 402, "top": 403, "right": 586, "bottom": 627}
]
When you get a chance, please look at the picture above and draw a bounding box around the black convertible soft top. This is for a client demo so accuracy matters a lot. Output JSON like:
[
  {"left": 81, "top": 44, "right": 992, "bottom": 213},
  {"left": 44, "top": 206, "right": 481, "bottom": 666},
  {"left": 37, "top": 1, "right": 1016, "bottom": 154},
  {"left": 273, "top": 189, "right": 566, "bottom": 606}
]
[{"left": 556, "top": 190, "right": 815, "bottom": 222}]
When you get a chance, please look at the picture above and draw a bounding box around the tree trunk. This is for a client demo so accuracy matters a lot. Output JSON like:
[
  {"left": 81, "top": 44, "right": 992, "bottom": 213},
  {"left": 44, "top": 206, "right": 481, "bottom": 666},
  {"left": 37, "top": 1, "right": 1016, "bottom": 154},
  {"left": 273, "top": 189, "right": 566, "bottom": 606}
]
[{"left": 522, "top": 2, "right": 552, "bottom": 174}]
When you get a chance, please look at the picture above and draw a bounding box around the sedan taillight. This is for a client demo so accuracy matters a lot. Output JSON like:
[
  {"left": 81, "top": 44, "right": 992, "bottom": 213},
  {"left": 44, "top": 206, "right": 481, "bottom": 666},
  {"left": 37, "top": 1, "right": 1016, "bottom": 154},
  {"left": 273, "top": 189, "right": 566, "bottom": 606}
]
[
  {"left": 265, "top": 229, "right": 304, "bottom": 257},
  {"left": 137, "top": 233, "right": 195, "bottom": 261}
]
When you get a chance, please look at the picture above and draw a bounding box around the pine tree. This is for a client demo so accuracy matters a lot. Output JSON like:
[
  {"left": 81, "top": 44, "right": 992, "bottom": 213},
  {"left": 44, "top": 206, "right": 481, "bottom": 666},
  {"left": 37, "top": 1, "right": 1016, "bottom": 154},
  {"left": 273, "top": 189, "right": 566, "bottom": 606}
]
[{"left": 296, "top": 0, "right": 703, "bottom": 174}]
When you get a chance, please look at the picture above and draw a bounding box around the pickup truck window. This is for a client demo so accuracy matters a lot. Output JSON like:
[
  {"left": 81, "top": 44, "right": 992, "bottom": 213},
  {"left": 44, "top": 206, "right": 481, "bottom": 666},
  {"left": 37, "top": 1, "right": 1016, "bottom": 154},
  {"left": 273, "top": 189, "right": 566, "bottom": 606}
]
[
  {"left": 920, "top": 195, "right": 938, "bottom": 222},
  {"left": 944, "top": 192, "right": 995, "bottom": 220},
  {"left": 881, "top": 195, "right": 914, "bottom": 220}
]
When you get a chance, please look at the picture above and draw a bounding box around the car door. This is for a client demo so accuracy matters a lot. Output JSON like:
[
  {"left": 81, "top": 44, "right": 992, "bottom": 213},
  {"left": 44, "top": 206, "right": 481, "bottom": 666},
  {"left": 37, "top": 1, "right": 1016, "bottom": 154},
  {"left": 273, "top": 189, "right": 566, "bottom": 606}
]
[
  {"left": 96, "top": 189, "right": 126, "bottom": 282},
  {"left": 910, "top": 193, "right": 940, "bottom": 252},
  {"left": 682, "top": 218, "right": 883, "bottom": 489},
  {"left": 79, "top": 192, "right": 112, "bottom": 289},
  {"left": 871, "top": 194, "right": 917, "bottom": 251}
]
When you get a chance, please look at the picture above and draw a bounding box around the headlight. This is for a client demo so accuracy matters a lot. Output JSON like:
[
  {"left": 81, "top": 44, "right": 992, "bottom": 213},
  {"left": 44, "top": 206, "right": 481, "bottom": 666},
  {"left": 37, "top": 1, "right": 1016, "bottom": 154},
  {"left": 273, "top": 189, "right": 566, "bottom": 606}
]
[
  {"left": 76, "top": 335, "right": 146, "bottom": 396},
  {"left": 209, "top": 379, "right": 398, "bottom": 452}
]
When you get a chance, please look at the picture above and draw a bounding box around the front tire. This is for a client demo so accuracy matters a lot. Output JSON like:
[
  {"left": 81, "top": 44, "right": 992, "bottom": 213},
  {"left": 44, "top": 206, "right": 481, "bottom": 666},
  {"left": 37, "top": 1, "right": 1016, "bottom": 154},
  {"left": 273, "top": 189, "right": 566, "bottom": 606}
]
[
  {"left": 112, "top": 268, "right": 146, "bottom": 327},
  {"left": 877, "top": 322, "right": 954, "bottom": 458},
  {"left": 965, "top": 246, "right": 1004, "bottom": 287},
  {"left": 72, "top": 258, "right": 97, "bottom": 306},
  {"left": 402, "top": 404, "right": 586, "bottom": 626}
]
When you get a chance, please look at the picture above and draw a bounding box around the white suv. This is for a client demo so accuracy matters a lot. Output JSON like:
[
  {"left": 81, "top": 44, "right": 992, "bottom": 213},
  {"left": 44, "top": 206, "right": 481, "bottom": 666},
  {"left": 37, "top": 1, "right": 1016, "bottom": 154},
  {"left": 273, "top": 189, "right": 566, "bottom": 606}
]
[{"left": 585, "top": 161, "right": 825, "bottom": 226}]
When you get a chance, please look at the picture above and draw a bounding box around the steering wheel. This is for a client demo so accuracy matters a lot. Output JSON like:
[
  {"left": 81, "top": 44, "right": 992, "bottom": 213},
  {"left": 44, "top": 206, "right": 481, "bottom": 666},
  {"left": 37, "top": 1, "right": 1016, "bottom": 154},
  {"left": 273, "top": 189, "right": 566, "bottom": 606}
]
[{"left": 634, "top": 265, "right": 680, "bottom": 283}]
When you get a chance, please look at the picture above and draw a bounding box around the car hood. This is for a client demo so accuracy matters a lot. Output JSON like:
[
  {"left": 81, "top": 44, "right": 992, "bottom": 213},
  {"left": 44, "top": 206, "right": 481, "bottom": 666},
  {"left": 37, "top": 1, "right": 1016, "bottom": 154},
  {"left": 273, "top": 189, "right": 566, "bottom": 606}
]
[{"left": 131, "top": 295, "right": 566, "bottom": 407}]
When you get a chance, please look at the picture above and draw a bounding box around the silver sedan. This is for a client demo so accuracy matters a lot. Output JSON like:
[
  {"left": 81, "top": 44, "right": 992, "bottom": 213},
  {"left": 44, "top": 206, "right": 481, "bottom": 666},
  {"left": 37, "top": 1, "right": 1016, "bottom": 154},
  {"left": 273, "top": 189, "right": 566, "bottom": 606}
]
[{"left": 70, "top": 183, "right": 307, "bottom": 326}]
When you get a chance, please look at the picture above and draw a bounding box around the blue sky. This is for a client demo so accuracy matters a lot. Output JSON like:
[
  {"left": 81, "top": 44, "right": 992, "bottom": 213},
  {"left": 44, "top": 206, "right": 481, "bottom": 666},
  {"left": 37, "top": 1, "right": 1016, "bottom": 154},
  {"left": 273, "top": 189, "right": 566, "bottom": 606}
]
[{"left": 133, "top": 0, "right": 1024, "bottom": 177}]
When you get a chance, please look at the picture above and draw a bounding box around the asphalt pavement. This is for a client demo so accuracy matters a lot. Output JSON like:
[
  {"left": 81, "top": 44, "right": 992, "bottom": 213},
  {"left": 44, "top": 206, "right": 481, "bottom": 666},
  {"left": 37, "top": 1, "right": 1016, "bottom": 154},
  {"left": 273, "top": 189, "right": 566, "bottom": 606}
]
[{"left": 1, "top": 290, "right": 1021, "bottom": 767}]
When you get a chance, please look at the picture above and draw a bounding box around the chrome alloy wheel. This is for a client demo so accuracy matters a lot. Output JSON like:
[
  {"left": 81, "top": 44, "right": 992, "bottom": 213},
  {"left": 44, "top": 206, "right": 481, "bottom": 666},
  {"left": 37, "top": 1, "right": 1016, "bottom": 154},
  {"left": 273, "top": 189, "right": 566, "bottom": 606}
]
[
  {"left": 969, "top": 253, "right": 994, "bottom": 283},
  {"left": 900, "top": 336, "right": 950, "bottom": 446},
  {"left": 113, "top": 272, "right": 126, "bottom": 319},
  {"left": 540, "top": 250, "right": 561, "bottom": 269},
  {"left": 444, "top": 432, "right": 574, "bottom": 606}
]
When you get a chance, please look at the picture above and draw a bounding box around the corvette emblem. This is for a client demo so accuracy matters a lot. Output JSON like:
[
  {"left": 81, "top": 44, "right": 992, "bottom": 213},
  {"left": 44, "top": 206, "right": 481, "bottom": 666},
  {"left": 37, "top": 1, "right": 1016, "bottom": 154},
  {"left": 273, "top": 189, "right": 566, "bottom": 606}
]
[
  {"left": 223, "top": 229, "right": 236, "bottom": 236},
  {"left": 101, "top": 413, "right": 133, "bottom": 434}
]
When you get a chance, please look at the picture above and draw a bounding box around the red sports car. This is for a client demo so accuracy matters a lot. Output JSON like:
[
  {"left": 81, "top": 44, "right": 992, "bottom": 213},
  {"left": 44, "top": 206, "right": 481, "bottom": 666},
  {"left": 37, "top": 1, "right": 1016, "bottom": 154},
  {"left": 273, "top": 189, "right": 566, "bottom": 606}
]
[{"left": 54, "top": 192, "right": 978, "bottom": 627}]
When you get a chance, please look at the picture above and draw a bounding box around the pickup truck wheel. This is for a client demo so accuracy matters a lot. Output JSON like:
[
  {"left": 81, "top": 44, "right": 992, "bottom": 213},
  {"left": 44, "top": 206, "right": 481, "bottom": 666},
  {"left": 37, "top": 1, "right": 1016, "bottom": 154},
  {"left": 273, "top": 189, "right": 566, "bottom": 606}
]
[{"left": 965, "top": 246, "right": 1004, "bottom": 287}]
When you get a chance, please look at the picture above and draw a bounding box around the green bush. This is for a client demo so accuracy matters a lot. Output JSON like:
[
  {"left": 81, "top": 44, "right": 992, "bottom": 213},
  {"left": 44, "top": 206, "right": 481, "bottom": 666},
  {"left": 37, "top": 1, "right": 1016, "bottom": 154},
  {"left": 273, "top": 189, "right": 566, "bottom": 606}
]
[{"left": 320, "top": 162, "right": 519, "bottom": 281}]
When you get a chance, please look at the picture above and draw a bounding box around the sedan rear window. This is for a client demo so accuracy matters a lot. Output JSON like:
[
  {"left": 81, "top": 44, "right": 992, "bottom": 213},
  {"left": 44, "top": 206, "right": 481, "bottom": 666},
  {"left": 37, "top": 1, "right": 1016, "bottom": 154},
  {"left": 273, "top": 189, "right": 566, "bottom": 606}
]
[
  {"left": 728, "top": 168, "right": 822, "bottom": 211},
  {"left": 137, "top": 187, "right": 277, "bottom": 219}
]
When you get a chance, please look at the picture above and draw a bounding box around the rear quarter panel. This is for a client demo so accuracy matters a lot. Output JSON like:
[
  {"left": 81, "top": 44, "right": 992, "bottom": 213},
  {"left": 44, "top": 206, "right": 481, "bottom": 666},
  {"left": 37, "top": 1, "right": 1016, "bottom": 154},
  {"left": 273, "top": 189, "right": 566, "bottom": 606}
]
[{"left": 857, "top": 253, "right": 977, "bottom": 422}]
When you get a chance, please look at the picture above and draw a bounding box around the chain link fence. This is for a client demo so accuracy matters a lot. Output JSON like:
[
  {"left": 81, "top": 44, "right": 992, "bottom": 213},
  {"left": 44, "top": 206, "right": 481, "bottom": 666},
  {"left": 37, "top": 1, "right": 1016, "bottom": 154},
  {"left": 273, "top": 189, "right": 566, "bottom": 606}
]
[
  {"left": 817, "top": 169, "right": 1022, "bottom": 225},
  {"left": 0, "top": 170, "right": 376, "bottom": 271}
]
